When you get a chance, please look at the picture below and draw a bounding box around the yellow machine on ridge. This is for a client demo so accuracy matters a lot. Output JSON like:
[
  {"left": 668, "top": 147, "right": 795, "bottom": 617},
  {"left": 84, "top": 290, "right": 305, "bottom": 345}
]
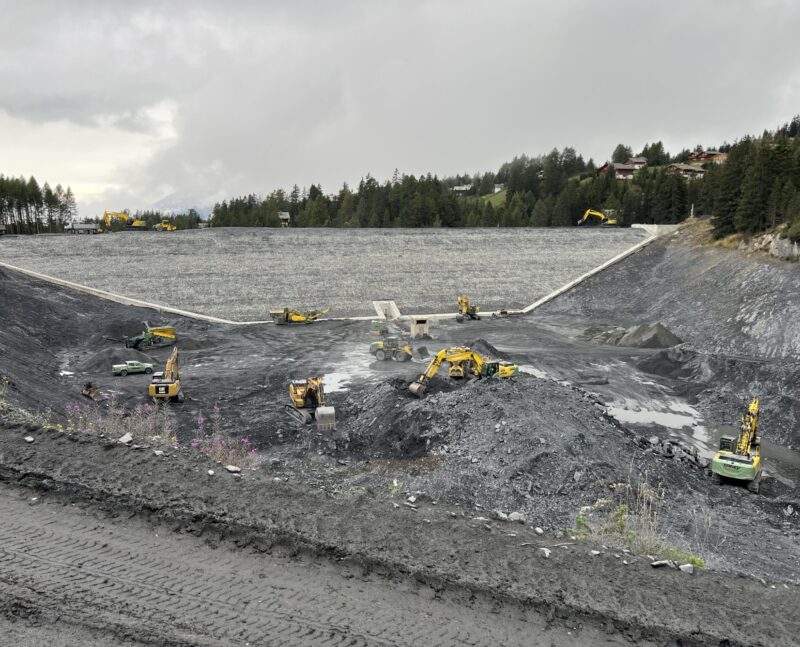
[
  {"left": 409, "top": 347, "right": 518, "bottom": 397},
  {"left": 154, "top": 219, "right": 177, "bottom": 232},
  {"left": 286, "top": 377, "right": 336, "bottom": 430},
  {"left": 103, "top": 211, "right": 147, "bottom": 231},
  {"left": 456, "top": 295, "right": 480, "bottom": 322},
  {"left": 148, "top": 347, "right": 184, "bottom": 403},
  {"left": 577, "top": 209, "right": 617, "bottom": 226}
]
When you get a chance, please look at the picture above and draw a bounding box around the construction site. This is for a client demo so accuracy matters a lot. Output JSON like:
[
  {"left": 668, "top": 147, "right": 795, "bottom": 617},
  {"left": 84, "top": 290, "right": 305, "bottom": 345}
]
[{"left": 1, "top": 219, "right": 799, "bottom": 647}]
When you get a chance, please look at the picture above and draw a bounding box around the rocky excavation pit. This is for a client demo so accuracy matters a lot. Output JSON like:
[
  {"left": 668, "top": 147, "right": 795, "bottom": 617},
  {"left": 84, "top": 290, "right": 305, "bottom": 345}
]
[{"left": 1, "top": 224, "right": 799, "bottom": 646}]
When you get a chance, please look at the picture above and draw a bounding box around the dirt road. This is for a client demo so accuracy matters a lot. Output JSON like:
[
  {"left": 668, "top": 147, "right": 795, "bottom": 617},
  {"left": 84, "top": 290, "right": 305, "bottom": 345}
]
[{"left": 0, "top": 481, "right": 630, "bottom": 647}]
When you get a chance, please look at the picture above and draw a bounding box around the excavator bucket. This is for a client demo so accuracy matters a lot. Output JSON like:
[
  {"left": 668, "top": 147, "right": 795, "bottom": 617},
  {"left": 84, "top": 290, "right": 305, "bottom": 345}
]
[
  {"left": 413, "top": 346, "right": 430, "bottom": 359},
  {"left": 315, "top": 406, "right": 336, "bottom": 431},
  {"left": 409, "top": 380, "right": 427, "bottom": 398}
]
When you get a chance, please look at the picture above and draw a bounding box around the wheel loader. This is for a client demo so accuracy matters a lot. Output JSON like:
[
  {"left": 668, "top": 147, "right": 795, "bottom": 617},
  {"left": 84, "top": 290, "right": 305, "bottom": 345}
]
[
  {"left": 456, "top": 295, "right": 480, "bottom": 322},
  {"left": 286, "top": 377, "right": 336, "bottom": 430},
  {"left": 710, "top": 398, "right": 762, "bottom": 493},
  {"left": 409, "top": 347, "right": 518, "bottom": 397},
  {"left": 148, "top": 347, "right": 185, "bottom": 403},
  {"left": 270, "top": 307, "right": 330, "bottom": 325},
  {"left": 369, "top": 337, "right": 429, "bottom": 362}
]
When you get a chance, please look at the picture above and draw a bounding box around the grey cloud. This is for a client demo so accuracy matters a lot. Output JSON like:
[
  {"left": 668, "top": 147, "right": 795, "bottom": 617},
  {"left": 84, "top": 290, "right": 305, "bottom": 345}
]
[{"left": 1, "top": 0, "right": 799, "bottom": 214}]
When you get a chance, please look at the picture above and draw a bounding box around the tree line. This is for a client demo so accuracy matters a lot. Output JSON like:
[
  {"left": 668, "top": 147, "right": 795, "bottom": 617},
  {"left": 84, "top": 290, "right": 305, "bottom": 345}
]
[
  {"left": 0, "top": 175, "right": 77, "bottom": 234},
  {"left": 210, "top": 116, "right": 800, "bottom": 239},
  {"left": 702, "top": 118, "right": 800, "bottom": 241}
]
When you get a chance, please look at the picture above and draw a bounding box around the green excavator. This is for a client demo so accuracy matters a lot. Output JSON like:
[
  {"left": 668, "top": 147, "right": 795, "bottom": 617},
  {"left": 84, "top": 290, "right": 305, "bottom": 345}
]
[{"left": 710, "top": 398, "right": 763, "bottom": 493}]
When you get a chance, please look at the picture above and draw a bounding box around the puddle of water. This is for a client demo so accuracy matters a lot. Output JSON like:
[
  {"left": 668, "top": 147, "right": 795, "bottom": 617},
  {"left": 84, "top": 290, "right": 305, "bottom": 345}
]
[{"left": 323, "top": 372, "right": 353, "bottom": 393}]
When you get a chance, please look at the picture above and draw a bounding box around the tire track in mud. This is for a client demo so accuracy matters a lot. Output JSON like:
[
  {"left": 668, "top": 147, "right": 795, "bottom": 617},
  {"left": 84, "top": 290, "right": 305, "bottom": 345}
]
[{"left": 0, "top": 486, "right": 620, "bottom": 647}]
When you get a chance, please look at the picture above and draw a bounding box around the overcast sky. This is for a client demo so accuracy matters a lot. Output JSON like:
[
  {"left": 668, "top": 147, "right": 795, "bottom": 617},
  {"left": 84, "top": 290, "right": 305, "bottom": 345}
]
[{"left": 1, "top": 1, "right": 799, "bottom": 216}]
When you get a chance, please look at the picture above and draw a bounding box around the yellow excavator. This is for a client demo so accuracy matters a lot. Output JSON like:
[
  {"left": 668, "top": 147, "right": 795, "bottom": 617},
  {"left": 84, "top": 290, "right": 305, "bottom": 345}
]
[
  {"left": 456, "top": 295, "right": 480, "bottom": 322},
  {"left": 409, "top": 347, "right": 518, "bottom": 397},
  {"left": 148, "top": 347, "right": 184, "bottom": 403},
  {"left": 154, "top": 219, "right": 177, "bottom": 232},
  {"left": 286, "top": 377, "right": 336, "bottom": 430},
  {"left": 103, "top": 211, "right": 147, "bottom": 231},
  {"left": 710, "top": 398, "right": 762, "bottom": 493},
  {"left": 270, "top": 307, "right": 331, "bottom": 325},
  {"left": 577, "top": 209, "right": 617, "bottom": 226}
]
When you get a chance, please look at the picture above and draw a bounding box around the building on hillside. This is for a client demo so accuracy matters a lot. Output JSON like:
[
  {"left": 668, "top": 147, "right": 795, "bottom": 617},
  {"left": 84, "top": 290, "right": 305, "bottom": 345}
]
[
  {"left": 667, "top": 163, "right": 707, "bottom": 180},
  {"left": 687, "top": 150, "right": 727, "bottom": 164},
  {"left": 493, "top": 184, "right": 504, "bottom": 193},
  {"left": 278, "top": 211, "right": 291, "bottom": 227},
  {"left": 451, "top": 185, "right": 473, "bottom": 196},
  {"left": 597, "top": 162, "right": 636, "bottom": 180},
  {"left": 625, "top": 157, "right": 648, "bottom": 170}
]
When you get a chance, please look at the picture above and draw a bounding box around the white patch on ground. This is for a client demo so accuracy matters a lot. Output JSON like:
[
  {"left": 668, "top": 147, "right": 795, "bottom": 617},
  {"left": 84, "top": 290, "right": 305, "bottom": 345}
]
[
  {"left": 59, "top": 371, "right": 74, "bottom": 376},
  {"left": 322, "top": 372, "right": 352, "bottom": 393},
  {"left": 518, "top": 364, "right": 549, "bottom": 380},
  {"left": 606, "top": 398, "right": 702, "bottom": 430}
]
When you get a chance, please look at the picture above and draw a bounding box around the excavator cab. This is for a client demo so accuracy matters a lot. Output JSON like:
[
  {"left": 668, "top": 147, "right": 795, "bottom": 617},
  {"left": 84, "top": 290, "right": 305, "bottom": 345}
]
[{"left": 286, "top": 377, "right": 336, "bottom": 430}]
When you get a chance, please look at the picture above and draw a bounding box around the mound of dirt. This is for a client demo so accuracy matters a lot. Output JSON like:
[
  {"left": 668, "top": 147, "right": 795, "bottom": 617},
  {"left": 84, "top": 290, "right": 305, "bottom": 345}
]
[
  {"left": 617, "top": 323, "right": 683, "bottom": 348},
  {"left": 76, "top": 347, "right": 156, "bottom": 373},
  {"left": 467, "top": 338, "right": 511, "bottom": 359},
  {"left": 584, "top": 323, "right": 682, "bottom": 349}
]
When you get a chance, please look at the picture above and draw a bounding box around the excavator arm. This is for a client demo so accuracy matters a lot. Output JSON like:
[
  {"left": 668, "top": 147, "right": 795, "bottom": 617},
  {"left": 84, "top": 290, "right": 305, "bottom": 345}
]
[
  {"left": 578, "top": 209, "right": 617, "bottom": 226},
  {"left": 410, "top": 347, "right": 516, "bottom": 397},
  {"left": 163, "top": 347, "right": 179, "bottom": 382}
]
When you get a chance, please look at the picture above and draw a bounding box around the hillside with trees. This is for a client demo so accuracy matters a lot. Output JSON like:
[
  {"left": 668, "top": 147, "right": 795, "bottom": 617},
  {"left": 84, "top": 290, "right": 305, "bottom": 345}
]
[{"left": 210, "top": 116, "right": 800, "bottom": 241}]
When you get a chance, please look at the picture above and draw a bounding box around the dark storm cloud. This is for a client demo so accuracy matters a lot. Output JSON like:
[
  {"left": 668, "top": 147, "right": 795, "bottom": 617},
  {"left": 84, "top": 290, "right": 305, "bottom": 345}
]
[{"left": 1, "top": 0, "right": 799, "bottom": 213}]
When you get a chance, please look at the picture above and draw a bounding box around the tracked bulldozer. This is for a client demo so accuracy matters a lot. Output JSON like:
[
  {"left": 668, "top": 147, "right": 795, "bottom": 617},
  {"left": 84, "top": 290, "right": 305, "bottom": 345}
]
[
  {"left": 409, "top": 347, "right": 518, "bottom": 397},
  {"left": 710, "top": 398, "right": 763, "bottom": 493},
  {"left": 286, "top": 377, "right": 336, "bottom": 430}
]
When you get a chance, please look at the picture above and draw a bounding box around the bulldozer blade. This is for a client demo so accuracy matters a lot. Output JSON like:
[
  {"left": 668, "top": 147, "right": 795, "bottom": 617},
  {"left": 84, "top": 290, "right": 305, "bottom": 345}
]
[
  {"left": 413, "top": 346, "right": 430, "bottom": 359},
  {"left": 315, "top": 406, "right": 336, "bottom": 432},
  {"left": 409, "top": 381, "right": 427, "bottom": 398},
  {"left": 285, "top": 404, "right": 313, "bottom": 426}
]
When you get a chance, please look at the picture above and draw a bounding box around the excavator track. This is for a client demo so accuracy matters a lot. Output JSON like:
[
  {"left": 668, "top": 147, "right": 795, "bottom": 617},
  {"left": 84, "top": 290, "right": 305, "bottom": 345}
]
[{"left": 285, "top": 404, "right": 313, "bottom": 425}]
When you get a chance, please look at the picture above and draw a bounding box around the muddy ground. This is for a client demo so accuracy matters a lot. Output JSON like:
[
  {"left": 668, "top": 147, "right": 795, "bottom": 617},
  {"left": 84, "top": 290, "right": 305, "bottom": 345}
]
[{"left": 1, "top": 222, "right": 799, "bottom": 645}]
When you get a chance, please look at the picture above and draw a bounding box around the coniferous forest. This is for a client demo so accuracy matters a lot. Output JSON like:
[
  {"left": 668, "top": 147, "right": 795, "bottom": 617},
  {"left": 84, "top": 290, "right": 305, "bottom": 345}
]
[
  {"left": 4, "top": 117, "right": 800, "bottom": 242},
  {"left": 209, "top": 116, "right": 800, "bottom": 242},
  {"left": 0, "top": 175, "right": 77, "bottom": 234}
]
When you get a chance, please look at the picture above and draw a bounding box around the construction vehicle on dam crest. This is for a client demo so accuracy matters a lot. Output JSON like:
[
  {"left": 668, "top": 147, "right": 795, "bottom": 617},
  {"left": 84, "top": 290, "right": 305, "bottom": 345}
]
[
  {"left": 286, "top": 377, "right": 336, "bottom": 430},
  {"left": 409, "top": 347, "right": 518, "bottom": 397},
  {"left": 710, "top": 397, "right": 762, "bottom": 493},
  {"left": 577, "top": 208, "right": 617, "bottom": 226},
  {"left": 456, "top": 295, "right": 480, "bottom": 322}
]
